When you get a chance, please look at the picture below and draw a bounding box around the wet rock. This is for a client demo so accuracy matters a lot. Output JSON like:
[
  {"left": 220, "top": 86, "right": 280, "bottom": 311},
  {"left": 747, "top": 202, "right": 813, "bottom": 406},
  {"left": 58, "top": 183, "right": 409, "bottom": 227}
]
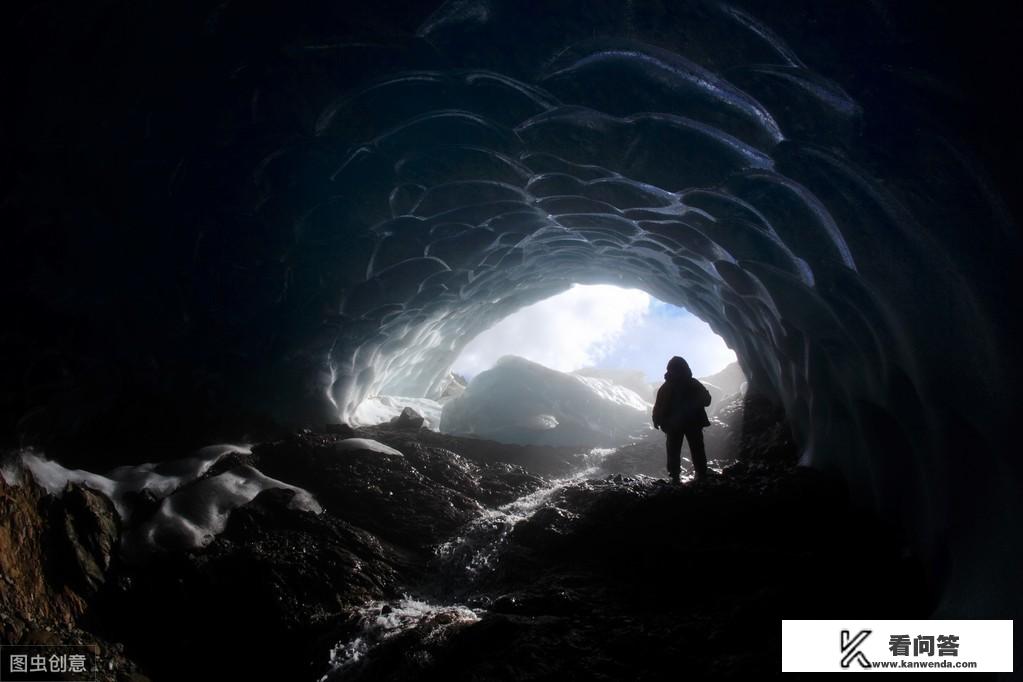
[
  {"left": 389, "top": 407, "right": 425, "bottom": 430},
  {"left": 329, "top": 456, "right": 929, "bottom": 681},
  {"left": 508, "top": 505, "right": 578, "bottom": 549},
  {"left": 2, "top": 614, "right": 26, "bottom": 643},
  {"left": 400, "top": 443, "right": 546, "bottom": 507},
  {"left": 57, "top": 483, "right": 120, "bottom": 596},
  {"left": 253, "top": 434, "right": 483, "bottom": 550},
  {"left": 0, "top": 402, "right": 926, "bottom": 682},
  {"left": 119, "top": 488, "right": 160, "bottom": 523},
  {"left": 359, "top": 424, "right": 583, "bottom": 478},
  {"left": 200, "top": 448, "right": 256, "bottom": 479},
  {"left": 489, "top": 587, "right": 583, "bottom": 617},
  {"left": 325, "top": 423, "right": 356, "bottom": 438},
  {"left": 731, "top": 392, "right": 798, "bottom": 465},
  {"left": 212, "top": 486, "right": 411, "bottom": 611},
  {"left": 21, "top": 629, "right": 61, "bottom": 645},
  {"left": 0, "top": 466, "right": 148, "bottom": 681},
  {"left": 0, "top": 470, "right": 87, "bottom": 626},
  {"left": 474, "top": 462, "right": 548, "bottom": 506},
  {"left": 108, "top": 486, "right": 411, "bottom": 682},
  {"left": 253, "top": 433, "right": 548, "bottom": 549}
]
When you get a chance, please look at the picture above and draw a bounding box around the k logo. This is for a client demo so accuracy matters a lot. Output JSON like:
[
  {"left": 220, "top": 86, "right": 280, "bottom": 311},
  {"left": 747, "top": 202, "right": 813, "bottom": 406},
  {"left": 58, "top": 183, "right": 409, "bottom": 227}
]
[{"left": 841, "top": 629, "right": 872, "bottom": 668}]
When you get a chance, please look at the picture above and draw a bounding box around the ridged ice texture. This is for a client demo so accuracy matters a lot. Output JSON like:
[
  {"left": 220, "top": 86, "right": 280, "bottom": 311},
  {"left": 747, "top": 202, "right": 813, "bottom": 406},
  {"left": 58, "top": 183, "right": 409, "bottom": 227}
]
[{"left": 282, "top": 3, "right": 1019, "bottom": 616}]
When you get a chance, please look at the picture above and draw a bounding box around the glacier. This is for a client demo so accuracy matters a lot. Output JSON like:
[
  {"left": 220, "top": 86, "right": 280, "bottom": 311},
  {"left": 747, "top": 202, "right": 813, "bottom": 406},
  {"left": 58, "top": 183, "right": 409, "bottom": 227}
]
[{"left": 440, "top": 355, "right": 651, "bottom": 446}]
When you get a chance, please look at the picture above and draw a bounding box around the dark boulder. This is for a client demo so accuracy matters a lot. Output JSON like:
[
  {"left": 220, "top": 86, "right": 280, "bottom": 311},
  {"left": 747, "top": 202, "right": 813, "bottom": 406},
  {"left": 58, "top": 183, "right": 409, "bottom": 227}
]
[
  {"left": 389, "top": 407, "right": 426, "bottom": 430},
  {"left": 252, "top": 435, "right": 482, "bottom": 549},
  {"left": 56, "top": 483, "right": 121, "bottom": 597},
  {"left": 108, "top": 486, "right": 411, "bottom": 682}
]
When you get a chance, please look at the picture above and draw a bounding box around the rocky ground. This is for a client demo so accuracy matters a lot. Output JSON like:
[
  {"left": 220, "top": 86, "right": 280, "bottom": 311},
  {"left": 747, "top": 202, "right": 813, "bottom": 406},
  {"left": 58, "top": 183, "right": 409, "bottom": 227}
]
[{"left": 0, "top": 394, "right": 940, "bottom": 681}]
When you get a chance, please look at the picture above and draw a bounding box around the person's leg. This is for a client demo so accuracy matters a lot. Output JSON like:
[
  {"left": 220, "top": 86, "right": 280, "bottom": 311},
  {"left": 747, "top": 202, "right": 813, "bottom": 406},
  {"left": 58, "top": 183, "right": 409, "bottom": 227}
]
[
  {"left": 687, "top": 427, "right": 707, "bottom": 480},
  {"left": 665, "top": 430, "right": 683, "bottom": 482}
]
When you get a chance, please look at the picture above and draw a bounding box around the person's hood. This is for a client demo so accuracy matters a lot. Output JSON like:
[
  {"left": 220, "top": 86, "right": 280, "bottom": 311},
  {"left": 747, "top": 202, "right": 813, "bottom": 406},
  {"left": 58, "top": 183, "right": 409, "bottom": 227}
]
[{"left": 664, "top": 356, "right": 692, "bottom": 381}]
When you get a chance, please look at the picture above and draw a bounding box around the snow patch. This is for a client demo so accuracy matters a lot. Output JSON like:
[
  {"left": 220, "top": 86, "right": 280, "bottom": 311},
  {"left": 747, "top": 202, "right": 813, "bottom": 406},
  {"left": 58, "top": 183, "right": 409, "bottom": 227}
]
[
  {"left": 4, "top": 445, "right": 323, "bottom": 559},
  {"left": 0, "top": 458, "right": 24, "bottom": 486},
  {"left": 11, "top": 445, "right": 249, "bottom": 518},
  {"left": 333, "top": 438, "right": 404, "bottom": 456},
  {"left": 133, "top": 465, "right": 322, "bottom": 552}
]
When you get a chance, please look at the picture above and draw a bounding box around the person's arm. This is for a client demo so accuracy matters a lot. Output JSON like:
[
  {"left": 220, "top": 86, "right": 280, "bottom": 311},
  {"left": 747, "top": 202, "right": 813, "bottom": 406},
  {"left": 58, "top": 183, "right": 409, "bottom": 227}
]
[
  {"left": 696, "top": 379, "right": 712, "bottom": 407},
  {"left": 652, "top": 384, "right": 668, "bottom": 429}
]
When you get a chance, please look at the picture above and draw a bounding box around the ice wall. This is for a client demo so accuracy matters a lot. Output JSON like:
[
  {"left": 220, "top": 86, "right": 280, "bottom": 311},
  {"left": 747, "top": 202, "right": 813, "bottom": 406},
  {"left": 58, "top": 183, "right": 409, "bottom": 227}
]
[{"left": 4, "top": 1, "right": 1021, "bottom": 617}]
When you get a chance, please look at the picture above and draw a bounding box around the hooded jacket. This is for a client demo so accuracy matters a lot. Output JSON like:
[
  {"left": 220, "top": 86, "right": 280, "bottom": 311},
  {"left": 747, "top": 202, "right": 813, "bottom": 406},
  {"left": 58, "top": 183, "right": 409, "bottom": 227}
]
[{"left": 652, "top": 356, "right": 712, "bottom": 432}]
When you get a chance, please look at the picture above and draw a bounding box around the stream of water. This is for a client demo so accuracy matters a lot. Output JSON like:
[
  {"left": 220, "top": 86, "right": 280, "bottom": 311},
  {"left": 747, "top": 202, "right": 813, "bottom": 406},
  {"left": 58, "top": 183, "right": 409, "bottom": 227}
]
[{"left": 319, "top": 446, "right": 630, "bottom": 679}]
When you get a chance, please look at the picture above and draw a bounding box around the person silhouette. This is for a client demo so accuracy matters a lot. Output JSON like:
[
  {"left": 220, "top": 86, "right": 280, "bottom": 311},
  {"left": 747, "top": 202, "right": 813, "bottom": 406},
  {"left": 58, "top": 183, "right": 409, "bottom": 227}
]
[{"left": 652, "top": 356, "right": 712, "bottom": 484}]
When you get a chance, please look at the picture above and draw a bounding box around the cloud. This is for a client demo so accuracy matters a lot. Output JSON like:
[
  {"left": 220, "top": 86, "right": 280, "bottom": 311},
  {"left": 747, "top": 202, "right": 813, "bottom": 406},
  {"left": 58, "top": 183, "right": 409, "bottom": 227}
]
[
  {"left": 597, "top": 300, "right": 738, "bottom": 380},
  {"left": 452, "top": 285, "right": 736, "bottom": 381}
]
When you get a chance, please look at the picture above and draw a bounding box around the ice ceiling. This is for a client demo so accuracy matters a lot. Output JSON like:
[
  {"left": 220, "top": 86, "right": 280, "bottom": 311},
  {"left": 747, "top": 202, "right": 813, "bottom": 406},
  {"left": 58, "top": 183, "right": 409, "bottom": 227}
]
[{"left": 5, "top": 1, "right": 1021, "bottom": 616}]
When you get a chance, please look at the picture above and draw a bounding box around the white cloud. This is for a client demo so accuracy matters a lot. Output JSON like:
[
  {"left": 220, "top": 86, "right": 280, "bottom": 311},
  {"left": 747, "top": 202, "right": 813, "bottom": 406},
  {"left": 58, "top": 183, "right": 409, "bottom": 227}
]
[
  {"left": 452, "top": 285, "right": 736, "bottom": 381},
  {"left": 598, "top": 303, "right": 738, "bottom": 380}
]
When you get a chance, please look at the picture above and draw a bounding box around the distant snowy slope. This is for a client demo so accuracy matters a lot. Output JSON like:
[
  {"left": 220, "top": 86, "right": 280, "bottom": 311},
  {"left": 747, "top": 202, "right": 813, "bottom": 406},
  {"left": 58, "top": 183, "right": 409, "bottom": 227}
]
[
  {"left": 699, "top": 362, "right": 746, "bottom": 397},
  {"left": 697, "top": 362, "right": 747, "bottom": 414},
  {"left": 572, "top": 367, "right": 655, "bottom": 402}
]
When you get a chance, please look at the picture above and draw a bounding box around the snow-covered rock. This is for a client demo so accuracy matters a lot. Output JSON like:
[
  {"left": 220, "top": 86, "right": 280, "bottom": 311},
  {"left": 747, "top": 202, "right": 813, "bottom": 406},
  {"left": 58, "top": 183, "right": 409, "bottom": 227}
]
[
  {"left": 440, "top": 356, "right": 652, "bottom": 446},
  {"left": 333, "top": 438, "right": 404, "bottom": 456},
  {"left": 132, "top": 465, "right": 321, "bottom": 553},
  {"left": 3, "top": 446, "right": 322, "bottom": 559},
  {"left": 9, "top": 445, "right": 251, "bottom": 518}
]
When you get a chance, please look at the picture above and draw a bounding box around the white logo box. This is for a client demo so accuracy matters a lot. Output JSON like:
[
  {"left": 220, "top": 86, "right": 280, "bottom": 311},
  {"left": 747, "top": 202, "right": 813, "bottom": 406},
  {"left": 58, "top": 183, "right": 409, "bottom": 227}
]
[{"left": 781, "top": 619, "right": 1013, "bottom": 673}]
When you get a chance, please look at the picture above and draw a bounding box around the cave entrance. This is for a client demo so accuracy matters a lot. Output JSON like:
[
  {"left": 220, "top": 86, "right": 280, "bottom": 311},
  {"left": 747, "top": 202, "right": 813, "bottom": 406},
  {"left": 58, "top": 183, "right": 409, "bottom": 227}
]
[
  {"left": 351, "top": 284, "right": 743, "bottom": 446},
  {"left": 453, "top": 284, "right": 736, "bottom": 382}
]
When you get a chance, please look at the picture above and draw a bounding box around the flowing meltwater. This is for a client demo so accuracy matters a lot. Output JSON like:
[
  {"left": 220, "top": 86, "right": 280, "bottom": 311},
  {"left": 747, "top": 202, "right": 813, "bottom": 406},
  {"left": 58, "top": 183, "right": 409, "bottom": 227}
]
[
  {"left": 320, "top": 446, "right": 652, "bottom": 678},
  {"left": 433, "top": 446, "right": 617, "bottom": 581},
  {"left": 320, "top": 598, "right": 482, "bottom": 678}
]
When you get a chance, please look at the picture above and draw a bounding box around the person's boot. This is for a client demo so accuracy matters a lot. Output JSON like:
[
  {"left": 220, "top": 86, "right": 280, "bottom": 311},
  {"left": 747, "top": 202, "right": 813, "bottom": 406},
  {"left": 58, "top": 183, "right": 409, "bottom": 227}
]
[{"left": 669, "top": 472, "right": 680, "bottom": 485}]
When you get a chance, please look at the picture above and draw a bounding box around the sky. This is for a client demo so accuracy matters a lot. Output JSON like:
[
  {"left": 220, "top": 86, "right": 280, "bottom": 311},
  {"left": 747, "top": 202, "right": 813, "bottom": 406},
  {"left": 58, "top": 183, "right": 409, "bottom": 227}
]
[{"left": 451, "top": 284, "right": 737, "bottom": 382}]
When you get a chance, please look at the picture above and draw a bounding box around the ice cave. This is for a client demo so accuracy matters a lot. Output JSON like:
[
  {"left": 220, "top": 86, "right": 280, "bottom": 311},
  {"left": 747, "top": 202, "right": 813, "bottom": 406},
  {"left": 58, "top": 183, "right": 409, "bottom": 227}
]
[{"left": 1, "top": 1, "right": 1020, "bottom": 679}]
